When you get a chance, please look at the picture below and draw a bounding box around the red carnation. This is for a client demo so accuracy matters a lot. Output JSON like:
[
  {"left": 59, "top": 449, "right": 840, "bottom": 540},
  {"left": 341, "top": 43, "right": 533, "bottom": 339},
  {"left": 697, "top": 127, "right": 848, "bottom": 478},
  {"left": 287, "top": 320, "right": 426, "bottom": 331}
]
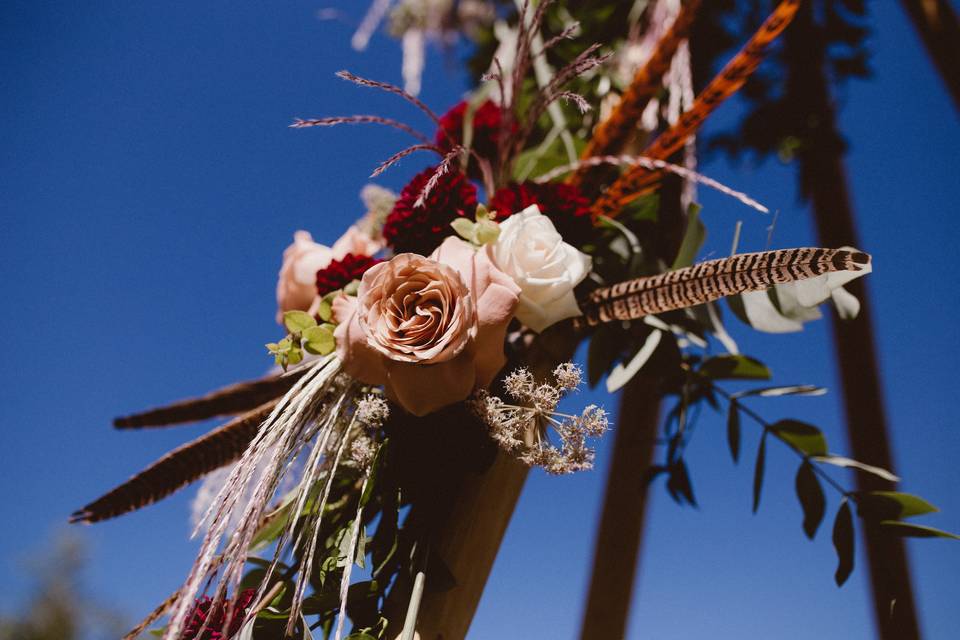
[
  {"left": 490, "top": 181, "right": 595, "bottom": 244},
  {"left": 316, "top": 253, "right": 382, "bottom": 297},
  {"left": 382, "top": 166, "right": 478, "bottom": 256},
  {"left": 435, "top": 100, "right": 514, "bottom": 177},
  {"left": 182, "top": 589, "right": 256, "bottom": 640}
]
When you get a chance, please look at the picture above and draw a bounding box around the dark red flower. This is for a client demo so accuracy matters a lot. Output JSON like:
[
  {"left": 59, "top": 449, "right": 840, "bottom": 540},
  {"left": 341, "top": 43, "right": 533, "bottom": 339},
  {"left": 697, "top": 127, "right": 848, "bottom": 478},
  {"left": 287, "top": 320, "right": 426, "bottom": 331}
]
[
  {"left": 182, "top": 589, "right": 256, "bottom": 640},
  {"left": 316, "top": 253, "right": 382, "bottom": 297},
  {"left": 435, "top": 100, "right": 514, "bottom": 176},
  {"left": 382, "top": 166, "right": 478, "bottom": 256},
  {"left": 490, "top": 181, "right": 595, "bottom": 244}
]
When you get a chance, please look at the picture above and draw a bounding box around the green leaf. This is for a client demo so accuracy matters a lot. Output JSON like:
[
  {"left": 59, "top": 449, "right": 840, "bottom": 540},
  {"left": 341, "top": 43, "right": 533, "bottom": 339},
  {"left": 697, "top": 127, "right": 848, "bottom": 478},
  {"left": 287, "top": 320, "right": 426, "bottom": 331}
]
[
  {"left": 666, "top": 459, "right": 697, "bottom": 507},
  {"left": 732, "top": 385, "right": 827, "bottom": 399},
  {"left": 317, "top": 298, "right": 333, "bottom": 322},
  {"left": 770, "top": 420, "right": 828, "bottom": 457},
  {"left": 302, "top": 324, "right": 335, "bottom": 356},
  {"left": 832, "top": 499, "right": 855, "bottom": 586},
  {"left": 857, "top": 491, "right": 938, "bottom": 520},
  {"left": 474, "top": 220, "right": 500, "bottom": 245},
  {"left": 796, "top": 462, "right": 826, "bottom": 539},
  {"left": 670, "top": 203, "right": 705, "bottom": 270},
  {"left": 813, "top": 456, "right": 900, "bottom": 483},
  {"left": 284, "top": 310, "right": 317, "bottom": 334},
  {"left": 699, "top": 354, "right": 772, "bottom": 380},
  {"left": 286, "top": 346, "right": 303, "bottom": 366},
  {"left": 605, "top": 329, "right": 662, "bottom": 392},
  {"left": 727, "top": 400, "right": 741, "bottom": 464},
  {"left": 343, "top": 280, "right": 361, "bottom": 296},
  {"left": 753, "top": 431, "right": 767, "bottom": 513},
  {"left": 450, "top": 217, "right": 476, "bottom": 241},
  {"left": 879, "top": 521, "right": 960, "bottom": 540}
]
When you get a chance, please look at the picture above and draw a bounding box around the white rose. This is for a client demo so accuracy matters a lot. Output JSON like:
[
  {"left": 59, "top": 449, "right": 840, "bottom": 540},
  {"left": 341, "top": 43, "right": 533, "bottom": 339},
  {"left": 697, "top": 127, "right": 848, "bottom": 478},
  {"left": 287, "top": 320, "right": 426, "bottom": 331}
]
[{"left": 486, "top": 205, "right": 592, "bottom": 332}]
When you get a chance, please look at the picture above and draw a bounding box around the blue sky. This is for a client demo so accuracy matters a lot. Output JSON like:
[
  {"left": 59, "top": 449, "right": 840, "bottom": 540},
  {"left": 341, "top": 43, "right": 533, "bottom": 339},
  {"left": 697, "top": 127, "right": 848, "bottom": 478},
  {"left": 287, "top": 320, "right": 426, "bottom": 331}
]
[{"left": 1, "top": 1, "right": 958, "bottom": 638}]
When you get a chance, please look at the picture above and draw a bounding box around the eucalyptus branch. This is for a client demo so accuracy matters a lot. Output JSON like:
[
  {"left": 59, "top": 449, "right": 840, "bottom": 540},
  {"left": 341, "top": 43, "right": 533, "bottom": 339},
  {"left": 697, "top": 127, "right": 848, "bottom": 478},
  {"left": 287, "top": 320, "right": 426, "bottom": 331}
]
[{"left": 710, "top": 384, "right": 854, "bottom": 501}]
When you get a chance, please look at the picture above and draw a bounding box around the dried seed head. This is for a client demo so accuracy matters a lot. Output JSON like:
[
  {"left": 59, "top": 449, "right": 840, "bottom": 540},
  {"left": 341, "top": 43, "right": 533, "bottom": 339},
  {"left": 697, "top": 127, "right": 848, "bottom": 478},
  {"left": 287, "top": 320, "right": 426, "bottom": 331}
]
[
  {"left": 553, "top": 362, "right": 582, "bottom": 391},
  {"left": 355, "top": 395, "right": 390, "bottom": 427}
]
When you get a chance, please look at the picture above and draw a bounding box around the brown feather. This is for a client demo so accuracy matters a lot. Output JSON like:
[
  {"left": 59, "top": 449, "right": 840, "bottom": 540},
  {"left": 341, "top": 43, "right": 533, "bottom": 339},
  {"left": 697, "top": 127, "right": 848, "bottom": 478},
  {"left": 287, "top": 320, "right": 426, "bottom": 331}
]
[
  {"left": 113, "top": 369, "right": 305, "bottom": 429},
  {"left": 570, "top": 0, "right": 701, "bottom": 186},
  {"left": 71, "top": 400, "right": 277, "bottom": 523},
  {"left": 592, "top": 0, "right": 802, "bottom": 217},
  {"left": 576, "top": 247, "right": 870, "bottom": 328}
]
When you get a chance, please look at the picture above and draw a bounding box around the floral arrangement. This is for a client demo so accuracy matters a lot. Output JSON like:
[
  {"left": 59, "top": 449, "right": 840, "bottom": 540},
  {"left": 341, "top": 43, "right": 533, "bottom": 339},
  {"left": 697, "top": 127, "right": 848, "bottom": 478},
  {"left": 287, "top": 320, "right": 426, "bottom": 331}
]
[{"left": 72, "top": 2, "right": 955, "bottom": 639}]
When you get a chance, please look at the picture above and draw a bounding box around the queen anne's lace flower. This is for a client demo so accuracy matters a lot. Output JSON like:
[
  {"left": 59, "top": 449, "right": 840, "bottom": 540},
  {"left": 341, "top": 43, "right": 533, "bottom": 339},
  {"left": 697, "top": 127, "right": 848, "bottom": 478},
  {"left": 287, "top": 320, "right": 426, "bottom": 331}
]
[{"left": 474, "top": 363, "right": 609, "bottom": 475}]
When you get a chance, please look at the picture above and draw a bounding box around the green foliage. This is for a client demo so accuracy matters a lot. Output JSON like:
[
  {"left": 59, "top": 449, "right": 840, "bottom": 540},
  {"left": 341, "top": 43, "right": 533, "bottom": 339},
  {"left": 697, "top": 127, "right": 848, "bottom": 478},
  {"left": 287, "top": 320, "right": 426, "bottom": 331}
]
[
  {"left": 752, "top": 431, "right": 767, "bottom": 513},
  {"left": 699, "top": 354, "right": 771, "bottom": 380},
  {"left": 856, "top": 492, "right": 938, "bottom": 521},
  {"left": 769, "top": 420, "right": 828, "bottom": 457},
  {"left": 832, "top": 499, "right": 855, "bottom": 586},
  {"left": 726, "top": 400, "right": 741, "bottom": 464},
  {"left": 795, "top": 462, "right": 826, "bottom": 539},
  {"left": 878, "top": 521, "right": 960, "bottom": 540}
]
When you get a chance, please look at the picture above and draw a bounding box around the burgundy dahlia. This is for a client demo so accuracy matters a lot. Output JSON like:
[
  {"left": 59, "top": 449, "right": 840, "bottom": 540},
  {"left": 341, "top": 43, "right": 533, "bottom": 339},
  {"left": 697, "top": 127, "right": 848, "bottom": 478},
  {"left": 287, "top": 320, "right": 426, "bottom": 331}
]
[
  {"left": 435, "top": 100, "right": 514, "bottom": 176},
  {"left": 490, "top": 181, "right": 595, "bottom": 244},
  {"left": 382, "top": 166, "right": 478, "bottom": 256},
  {"left": 316, "top": 253, "right": 382, "bottom": 297},
  {"left": 182, "top": 589, "right": 256, "bottom": 640}
]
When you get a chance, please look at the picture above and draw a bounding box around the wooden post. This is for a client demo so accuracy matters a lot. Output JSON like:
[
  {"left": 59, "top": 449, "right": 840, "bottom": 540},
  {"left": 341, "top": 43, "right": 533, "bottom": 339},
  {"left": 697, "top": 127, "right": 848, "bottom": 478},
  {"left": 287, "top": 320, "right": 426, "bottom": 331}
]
[
  {"left": 786, "top": 3, "right": 921, "bottom": 637},
  {"left": 578, "top": 376, "right": 661, "bottom": 639},
  {"left": 899, "top": 0, "right": 960, "bottom": 110},
  {"left": 406, "top": 453, "right": 529, "bottom": 640}
]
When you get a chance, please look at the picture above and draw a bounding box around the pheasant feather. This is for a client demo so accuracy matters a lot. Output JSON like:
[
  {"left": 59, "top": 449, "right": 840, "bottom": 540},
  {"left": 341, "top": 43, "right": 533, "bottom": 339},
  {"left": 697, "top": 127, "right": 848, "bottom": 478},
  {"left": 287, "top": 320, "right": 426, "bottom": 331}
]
[
  {"left": 576, "top": 247, "right": 870, "bottom": 328},
  {"left": 71, "top": 401, "right": 277, "bottom": 523},
  {"left": 592, "top": 0, "right": 802, "bottom": 217},
  {"left": 113, "top": 369, "right": 305, "bottom": 429}
]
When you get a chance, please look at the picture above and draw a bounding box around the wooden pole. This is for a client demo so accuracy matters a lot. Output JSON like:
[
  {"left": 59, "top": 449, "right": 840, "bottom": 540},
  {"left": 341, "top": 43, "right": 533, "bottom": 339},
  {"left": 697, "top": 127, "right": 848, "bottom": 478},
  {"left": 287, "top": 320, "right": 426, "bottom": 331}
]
[
  {"left": 578, "top": 376, "right": 661, "bottom": 639},
  {"left": 899, "top": 0, "right": 960, "bottom": 111},
  {"left": 786, "top": 3, "right": 921, "bottom": 637}
]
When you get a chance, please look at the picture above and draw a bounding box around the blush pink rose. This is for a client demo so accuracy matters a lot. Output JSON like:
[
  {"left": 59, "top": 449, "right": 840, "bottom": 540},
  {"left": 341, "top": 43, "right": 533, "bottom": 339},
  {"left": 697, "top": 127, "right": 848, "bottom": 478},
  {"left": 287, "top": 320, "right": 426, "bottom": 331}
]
[
  {"left": 276, "top": 231, "right": 334, "bottom": 323},
  {"left": 276, "top": 227, "right": 384, "bottom": 324},
  {"left": 334, "top": 236, "right": 520, "bottom": 416},
  {"left": 332, "top": 224, "right": 385, "bottom": 259}
]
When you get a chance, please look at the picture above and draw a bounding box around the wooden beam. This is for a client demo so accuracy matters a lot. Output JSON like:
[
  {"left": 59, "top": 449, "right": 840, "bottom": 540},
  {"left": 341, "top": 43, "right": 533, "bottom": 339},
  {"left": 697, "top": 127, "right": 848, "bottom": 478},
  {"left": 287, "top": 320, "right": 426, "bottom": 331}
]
[
  {"left": 899, "top": 0, "right": 960, "bottom": 110},
  {"left": 578, "top": 375, "right": 660, "bottom": 639}
]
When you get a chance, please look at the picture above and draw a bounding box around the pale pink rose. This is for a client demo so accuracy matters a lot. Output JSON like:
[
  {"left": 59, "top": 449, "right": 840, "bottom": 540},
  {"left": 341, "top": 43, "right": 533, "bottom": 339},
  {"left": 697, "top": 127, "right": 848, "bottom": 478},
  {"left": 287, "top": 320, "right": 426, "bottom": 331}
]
[
  {"left": 334, "top": 237, "right": 520, "bottom": 416},
  {"left": 331, "top": 224, "right": 385, "bottom": 260},
  {"left": 277, "top": 227, "right": 384, "bottom": 324},
  {"left": 276, "top": 231, "right": 334, "bottom": 323}
]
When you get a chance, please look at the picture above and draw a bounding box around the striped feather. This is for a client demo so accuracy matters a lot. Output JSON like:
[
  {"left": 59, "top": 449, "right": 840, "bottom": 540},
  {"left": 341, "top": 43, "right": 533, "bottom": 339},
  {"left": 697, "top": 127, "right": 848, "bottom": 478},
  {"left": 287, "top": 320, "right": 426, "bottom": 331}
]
[
  {"left": 113, "top": 369, "right": 305, "bottom": 429},
  {"left": 571, "top": 0, "right": 701, "bottom": 181},
  {"left": 71, "top": 401, "right": 276, "bottom": 523},
  {"left": 576, "top": 247, "right": 870, "bottom": 328},
  {"left": 592, "top": 0, "right": 802, "bottom": 217}
]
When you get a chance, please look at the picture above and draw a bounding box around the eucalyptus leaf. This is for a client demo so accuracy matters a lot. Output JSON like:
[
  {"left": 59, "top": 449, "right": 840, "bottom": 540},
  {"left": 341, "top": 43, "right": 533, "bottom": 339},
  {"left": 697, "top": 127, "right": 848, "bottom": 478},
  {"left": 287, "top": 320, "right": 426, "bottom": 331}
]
[
  {"left": 670, "top": 203, "right": 705, "bottom": 270},
  {"left": 878, "top": 521, "right": 960, "bottom": 540},
  {"left": 303, "top": 325, "right": 335, "bottom": 356},
  {"left": 666, "top": 459, "right": 697, "bottom": 506},
  {"left": 700, "top": 354, "right": 771, "bottom": 381},
  {"left": 732, "top": 385, "right": 827, "bottom": 399},
  {"left": 753, "top": 431, "right": 767, "bottom": 513},
  {"left": 813, "top": 456, "right": 900, "bottom": 483},
  {"left": 857, "top": 491, "right": 938, "bottom": 520},
  {"left": 450, "top": 217, "right": 476, "bottom": 242},
  {"left": 284, "top": 310, "right": 317, "bottom": 334},
  {"left": 796, "top": 462, "right": 826, "bottom": 539},
  {"left": 833, "top": 499, "right": 855, "bottom": 586},
  {"left": 317, "top": 298, "right": 333, "bottom": 322},
  {"left": 770, "top": 420, "right": 828, "bottom": 457},
  {"left": 727, "top": 400, "right": 741, "bottom": 464},
  {"left": 606, "top": 329, "right": 662, "bottom": 392}
]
